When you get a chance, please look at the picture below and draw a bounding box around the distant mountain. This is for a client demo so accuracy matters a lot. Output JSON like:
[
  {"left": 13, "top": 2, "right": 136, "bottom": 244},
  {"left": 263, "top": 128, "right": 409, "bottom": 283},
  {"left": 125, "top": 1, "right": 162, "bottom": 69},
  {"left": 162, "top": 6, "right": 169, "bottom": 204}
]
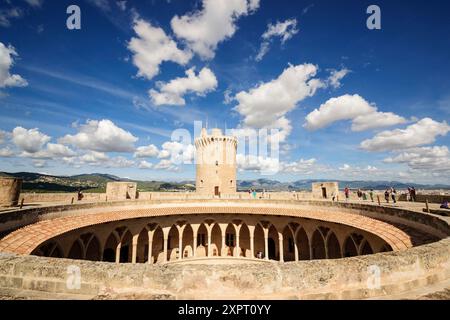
[
  {"left": 0, "top": 172, "right": 194, "bottom": 193},
  {"left": 1, "top": 172, "right": 448, "bottom": 193}
]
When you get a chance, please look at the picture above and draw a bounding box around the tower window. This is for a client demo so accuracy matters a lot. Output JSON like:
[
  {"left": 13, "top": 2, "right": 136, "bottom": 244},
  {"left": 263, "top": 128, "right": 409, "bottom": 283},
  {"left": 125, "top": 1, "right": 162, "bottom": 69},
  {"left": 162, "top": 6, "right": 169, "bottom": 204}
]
[{"left": 215, "top": 161, "right": 219, "bottom": 166}]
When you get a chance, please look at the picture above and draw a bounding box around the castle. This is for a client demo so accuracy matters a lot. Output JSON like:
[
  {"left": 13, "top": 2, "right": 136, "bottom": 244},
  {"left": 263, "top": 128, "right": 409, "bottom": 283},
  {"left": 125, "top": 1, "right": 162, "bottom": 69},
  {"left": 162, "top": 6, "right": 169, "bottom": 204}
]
[
  {"left": 195, "top": 128, "right": 237, "bottom": 196},
  {"left": 0, "top": 129, "right": 449, "bottom": 300}
]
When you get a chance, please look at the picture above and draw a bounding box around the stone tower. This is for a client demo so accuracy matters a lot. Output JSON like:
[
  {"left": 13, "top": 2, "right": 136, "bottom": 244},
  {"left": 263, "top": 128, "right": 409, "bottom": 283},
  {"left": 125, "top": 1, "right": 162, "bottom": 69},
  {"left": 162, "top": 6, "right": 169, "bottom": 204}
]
[{"left": 195, "top": 128, "right": 237, "bottom": 196}]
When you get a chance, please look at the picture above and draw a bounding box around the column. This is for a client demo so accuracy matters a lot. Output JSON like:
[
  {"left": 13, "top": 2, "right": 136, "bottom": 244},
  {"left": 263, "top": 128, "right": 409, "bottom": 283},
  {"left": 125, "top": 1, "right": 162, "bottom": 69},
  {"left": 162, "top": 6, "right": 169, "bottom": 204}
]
[
  {"left": 162, "top": 227, "right": 171, "bottom": 263},
  {"left": 207, "top": 227, "right": 212, "bottom": 257},
  {"left": 263, "top": 227, "right": 269, "bottom": 260},
  {"left": 218, "top": 223, "right": 228, "bottom": 257},
  {"left": 192, "top": 224, "right": 200, "bottom": 257},
  {"left": 264, "top": 236, "right": 269, "bottom": 260},
  {"left": 178, "top": 226, "right": 185, "bottom": 260},
  {"left": 248, "top": 225, "right": 255, "bottom": 258},
  {"left": 222, "top": 234, "right": 226, "bottom": 256},
  {"left": 294, "top": 237, "right": 299, "bottom": 262},
  {"left": 147, "top": 231, "right": 154, "bottom": 264},
  {"left": 278, "top": 233, "right": 284, "bottom": 262},
  {"left": 163, "top": 236, "right": 168, "bottom": 263},
  {"left": 234, "top": 224, "right": 241, "bottom": 257},
  {"left": 131, "top": 234, "right": 139, "bottom": 264},
  {"left": 115, "top": 243, "right": 121, "bottom": 264}
]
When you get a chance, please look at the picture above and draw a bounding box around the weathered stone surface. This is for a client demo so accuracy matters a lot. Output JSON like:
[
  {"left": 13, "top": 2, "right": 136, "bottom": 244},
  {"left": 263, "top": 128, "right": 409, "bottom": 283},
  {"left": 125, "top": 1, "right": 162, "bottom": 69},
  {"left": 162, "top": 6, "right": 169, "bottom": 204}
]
[
  {"left": 0, "top": 178, "right": 22, "bottom": 207},
  {"left": 0, "top": 235, "right": 448, "bottom": 299}
]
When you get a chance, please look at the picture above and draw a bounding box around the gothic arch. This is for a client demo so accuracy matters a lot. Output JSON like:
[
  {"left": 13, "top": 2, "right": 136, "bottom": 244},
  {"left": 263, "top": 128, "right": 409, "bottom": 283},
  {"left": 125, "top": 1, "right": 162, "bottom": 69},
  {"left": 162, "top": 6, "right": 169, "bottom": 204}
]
[
  {"left": 296, "top": 227, "right": 310, "bottom": 260},
  {"left": 326, "top": 232, "right": 341, "bottom": 259},
  {"left": 68, "top": 239, "right": 84, "bottom": 260},
  {"left": 311, "top": 229, "right": 326, "bottom": 259}
]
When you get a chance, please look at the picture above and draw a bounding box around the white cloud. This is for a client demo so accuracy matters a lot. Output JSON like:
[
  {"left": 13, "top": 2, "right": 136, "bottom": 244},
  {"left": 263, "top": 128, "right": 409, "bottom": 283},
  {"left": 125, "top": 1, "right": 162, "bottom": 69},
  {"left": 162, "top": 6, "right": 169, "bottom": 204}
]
[
  {"left": 65, "top": 151, "right": 135, "bottom": 168},
  {"left": 384, "top": 146, "right": 450, "bottom": 172},
  {"left": 236, "top": 154, "right": 280, "bottom": 174},
  {"left": 59, "top": 119, "right": 138, "bottom": 152},
  {"left": 171, "top": 0, "right": 260, "bottom": 59},
  {"left": 138, "top": 160, "right": 153, "bottom": 169},
  {"left": 327, "top": 68, "right": 350, "bottom": 89},
  {"left": 352, "top": 111, "right": 408, "bottom": 132},
  {"left": 128, "top": 19, "right": 192, "bottom": 80},
  {"left": 0, "top": 42, "right": 28, "bottom": 88},
  {"left": 12, "top": 127, "right": 50, "bottom": 153},
  {"left": 304, "top": 94, "right": 407, "bottom": 131},
  {"left": 134, "top": 144, "right": 159, "bottom": 158},
  {"left": 282, "top": 158, "right": 320, "bottom": 174},
  {"left": 256, "top": 19, "right": 299, "bottom": 61},
  {"left": 234, "top": 63, "right": 324, "bottom": 142},
  {"left": 0, "top": 147, "right": 14, "bottom": 157},
  {"left": 154, "top": 159, "right": 179, "bottom": 171},
  {"left": 149, "top": 67, "right": 217, "bottom": 106},
  {"left": 159, "top": 141, "right": 195, "bottom": 164},
  {"left": 21, "top": 143, "right": 76, "bottom": 159},
  {"left": 108, "top": 156, "right": 135, "bottom": 168},
  {"left": 79, "top": 151, "right": 109, "bottom": 163},
  {"left": 361, "top": 118, "right": 450, "bottom": 152}
]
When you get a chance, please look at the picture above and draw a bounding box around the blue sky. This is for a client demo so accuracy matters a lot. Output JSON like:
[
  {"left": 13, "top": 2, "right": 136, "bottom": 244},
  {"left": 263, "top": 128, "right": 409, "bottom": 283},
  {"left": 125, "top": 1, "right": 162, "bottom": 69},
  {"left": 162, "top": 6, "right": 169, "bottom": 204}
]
[{"left": 0, "top": 0, "right": 449, "bottom": 183}]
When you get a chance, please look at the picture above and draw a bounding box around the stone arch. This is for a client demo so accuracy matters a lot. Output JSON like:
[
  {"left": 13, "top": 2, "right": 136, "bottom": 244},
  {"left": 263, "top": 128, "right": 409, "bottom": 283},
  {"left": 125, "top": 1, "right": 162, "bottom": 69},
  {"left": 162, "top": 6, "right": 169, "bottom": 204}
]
[
  {"left": 136, "top": 228, "right": 149, "bottom": 263},
  {"left": 196, "top": 223, "right": 208, "bottom": 257},
  {"left": 254, "top": 223, "right": 265, "bottom": 259},
  {"left": 282, "top": 225, "right": 295, "bottom": 262},
  {"left": 67, "top": 239, "right": 84, "bottom": 260},
  {"left": 224, "top": 223, "right": 235, "bottom": 256},
  {"left": 167, "top": 224, "right": 179, "bottom": 261},
  {"left": 343, "top": 236, "right": 358, "bottom": 257},
  {"left": 296, "top": 227, "right": 310, "bottom": 260},
  {"left": 379, "top": 243, "right": 393, "bottom": 253},
  {"left": 182, "top": 224, "right": 194, "bottom": 258},
  {"left": 32, "top": 241, "right": 63, "bottom": 258},
  {"left": 326, "top": 232, "right": 341, "bottom": 259},
  {"left": 103, "top": 232, "right": 118, "bottom": 262},
  {"left": 239, "top": 223, "right": 250, "bottom": 257},
  {"left": 120, "top": 230, "right": 133, "bottom": 263},
  {"left": 268, "top": 224, "right": 279, "bottom": 260},
  {"left": 152, "top": 226, "right": 164, "bottom": 263},
  {"left": 360, "top": 240, "right": 374, "bottom": 255},
  {"left": 210, "top": 223, "right": 221, "bottom": 257},
  {"left": 311, "top": 229, "right": 326, "bottom": 259},
  {"left": 85, "top": 235, "right": 101, "bottom": 261}
]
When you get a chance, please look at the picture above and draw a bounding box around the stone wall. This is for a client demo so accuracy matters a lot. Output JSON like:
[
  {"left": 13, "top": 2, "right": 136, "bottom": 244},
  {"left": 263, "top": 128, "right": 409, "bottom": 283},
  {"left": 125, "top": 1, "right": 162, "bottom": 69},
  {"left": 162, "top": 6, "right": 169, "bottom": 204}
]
[
  {"left": 106, "top": 182, "right": 137, "bottom": 201},
  {"left": 312, "top": 182, "right": 339, "bottom": 199},
  {"left": 398, "top": 194, "right": 450, "bottom": 204},
  {"left": 0, "top": 178, "right": 22, "bottom": 207},
  {"left": 19, "top": 192, "right": 106, "bottom": 204},
  {"left": 0, "top": 237, "right": 449, "bottom": 299}
]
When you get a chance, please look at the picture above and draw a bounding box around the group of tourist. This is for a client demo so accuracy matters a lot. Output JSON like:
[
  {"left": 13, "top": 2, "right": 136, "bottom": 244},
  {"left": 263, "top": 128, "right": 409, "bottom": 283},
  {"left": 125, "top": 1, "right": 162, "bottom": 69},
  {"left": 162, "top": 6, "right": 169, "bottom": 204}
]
[
  {"left": 343, "top": 187, "right": 375, "bottom": 202},
  {"left": 383, "top": 188, "right": 398, "bottom": 203},
  {"left": 342, "top": 186, "right": 420, "bottom": 204}
]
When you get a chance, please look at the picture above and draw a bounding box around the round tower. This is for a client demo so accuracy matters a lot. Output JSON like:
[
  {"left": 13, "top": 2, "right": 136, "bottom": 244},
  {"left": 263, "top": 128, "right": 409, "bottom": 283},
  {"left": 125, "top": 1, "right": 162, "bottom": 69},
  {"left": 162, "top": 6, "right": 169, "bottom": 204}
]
[{"left": 195, "top": 128, "right": 237, "bottom": 196}]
